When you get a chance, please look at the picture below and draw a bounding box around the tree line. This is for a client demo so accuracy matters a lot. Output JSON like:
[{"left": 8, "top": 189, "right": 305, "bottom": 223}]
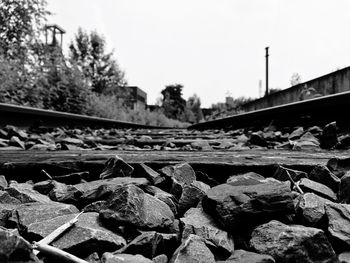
[
  {"left": 2, "top": 0, "right": 260, "bottom": 125},
  {"left": 0, "top": 0, "right": 130, "bottom": 113},
  {"left": 0, "top": 0, "right": 205, "bottom": 126}
]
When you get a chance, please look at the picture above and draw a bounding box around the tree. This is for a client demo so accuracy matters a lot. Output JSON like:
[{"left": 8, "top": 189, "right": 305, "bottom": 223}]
[
  {"left": 0, "top": 0, "right": 51, "bottom": 107},
  {"left": 161, "top": 84, "right": 186, "bottom": 120},
  {"left": 69, "top": 28, "right": 128, "bottom": 97},
  {"left": 0, "top": 0, "right": 49, "bottom": 60},
  {"left": 37, "top": 50, "right": 91, "bottom": 113},
  {"left": 185, "top": 94, "right": 203, "bottom": 123},
  {"left": 0, "top": 1, "right": 91, "bottom": 113},
  {"left": 290, "top": 73, "right": 302, "bottom": 86}
]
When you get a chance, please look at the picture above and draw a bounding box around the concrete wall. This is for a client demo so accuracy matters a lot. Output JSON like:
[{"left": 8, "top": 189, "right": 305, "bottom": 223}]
[{"left": 241, "top": 66, "right": 350, "bottom": 112}]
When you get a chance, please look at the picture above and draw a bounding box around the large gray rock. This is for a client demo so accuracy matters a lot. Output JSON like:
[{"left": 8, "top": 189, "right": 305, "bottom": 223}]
[
  {"left": 100, "top": 155, "right": 134, "bottom": 179},
  {"left": 217, "top": 249, "right": 275, "bottom": 263},
  {"left": 325, "top": 202, "right": 350, "bottom": 246},
  {"left": 8, "top": 202, "right": 79, "bottom": 229},
  {"left": 161, "top": 163, "right": 197, "bottom": 200},
  {"left": 298, "top": 178, "right": 337, "bottom": 201},
  {"left": 99, "top": 184, "right": 174, "bottom": 230},
  {"left": 0, "top": 228, "right": 39, "bottom": 262},
  {"left": 143, "top": 185, "right": 178, "bottom": 215},
  {"left": 6, "top": 182, "right": 52, "bottom": 203},
  {"left": 48, "top": 181, "right": 82, "bottom": 205},
  {"left": 181, "top": 208, "right": 234, "bottom": 255},
  {"left": 178, "top": 181, "right": 209, "bottom": 215},
  {"left": 250, "top": 220, "right": 336, "bottom": 263},
  {"left": 295, "top": 193, "right": 332, "bottom": 226},
  {"left": 77, "top": 177, "right": 149, "bottom": 206},
  {"left": 28, "top": 212, "right": 126, "bottom": 257},
  {"left": 159, "top": 163, "right": 196, "bottom": 186},
  {"left": 102, "top": 253, "right": 153, "bottom": 263},
  {"left": 202, "top": 180, "right": 294, "bottom": 231},
  {"left": 309, "top": 165, "right": 340, "bottom": 193},
  {"left": 169, "top": 234, "right": 215, "bottom": 263}
]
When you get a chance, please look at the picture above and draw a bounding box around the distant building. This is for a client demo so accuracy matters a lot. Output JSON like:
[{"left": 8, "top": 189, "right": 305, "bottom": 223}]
[{"left": 125, "top": 86, "right": 147, "bottom": 110}]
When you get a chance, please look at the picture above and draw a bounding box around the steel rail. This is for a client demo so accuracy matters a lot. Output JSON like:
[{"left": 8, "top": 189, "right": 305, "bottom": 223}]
[
  {"left": 189, "top": 91, "right": 350, "bottom": 130},
  {"left": 0, "top": 103, "right": 172, "bottom": 129}
]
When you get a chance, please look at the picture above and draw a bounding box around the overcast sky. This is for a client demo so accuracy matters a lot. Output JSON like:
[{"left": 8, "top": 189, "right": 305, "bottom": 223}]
[{"left": 47, "top": 0, "right": 350, "bottom": 107}]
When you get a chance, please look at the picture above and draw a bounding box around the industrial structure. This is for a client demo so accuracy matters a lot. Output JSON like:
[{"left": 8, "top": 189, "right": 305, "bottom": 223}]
[{"left": 125, "top": 86, "right": 147, "bottom": 110}]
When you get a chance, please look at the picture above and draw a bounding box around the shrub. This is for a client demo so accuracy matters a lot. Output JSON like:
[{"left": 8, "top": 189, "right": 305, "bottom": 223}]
[
  {"left": 0, "top": 57, "right": 44, "bottom": 107},
  {"left": 85, "top": 93, "right": 189, "bottom": 127}
]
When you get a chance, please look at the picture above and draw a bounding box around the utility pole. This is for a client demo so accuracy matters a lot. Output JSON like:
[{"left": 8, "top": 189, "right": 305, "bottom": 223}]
[{"left": 265, "top": 47, "right": 269, "bottom": 96}]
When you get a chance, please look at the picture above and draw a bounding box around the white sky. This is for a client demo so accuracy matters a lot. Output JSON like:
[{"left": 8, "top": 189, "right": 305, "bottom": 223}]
[{"left": 47, "top": 0, "right": 350, "bottom": 107}]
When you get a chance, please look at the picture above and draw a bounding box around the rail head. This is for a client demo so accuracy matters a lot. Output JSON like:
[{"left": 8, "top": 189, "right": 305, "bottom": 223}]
[{"left": 0, "top": 103, "right": 174, "bottom": 129}]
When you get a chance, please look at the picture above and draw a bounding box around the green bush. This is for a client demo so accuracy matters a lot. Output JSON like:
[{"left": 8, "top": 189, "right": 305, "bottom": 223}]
[
  {"left": 85, "top": 93, "right": 189, "bottom": 127},
  {"left": 0, "top": 57, "right": 44, "bottom": 107},
  {"left": 85, "top": 93, "right": 128, "bottom": 120},
  {"left": 0, "top": 55, "right": 91, "bottom": 114}
]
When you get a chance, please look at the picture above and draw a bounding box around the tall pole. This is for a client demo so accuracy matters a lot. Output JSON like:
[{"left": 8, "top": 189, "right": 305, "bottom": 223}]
[{"left": 265, "top": 47, "right": 269, "bottom": 96}]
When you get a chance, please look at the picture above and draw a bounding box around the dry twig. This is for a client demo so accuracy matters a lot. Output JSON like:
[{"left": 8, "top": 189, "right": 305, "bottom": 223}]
[
  {"left": 286, "top": 170, "right": 304, "bottom": 194},
  {"left": 41, "top": 169, "right": 53, "bottom": 180},
  {"left": 34, "top": 212, "right": 83, "bottom": 255},
  {"left": 33, "top": 243, "right": 89, "bottom": 263}
]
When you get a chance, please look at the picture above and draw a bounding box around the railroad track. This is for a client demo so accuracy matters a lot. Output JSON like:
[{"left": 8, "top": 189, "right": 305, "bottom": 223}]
[
  {"left": 0, "top": 92, "right": 350, "bottom": 184},
  {"left": 190, "top": 91, "right": 350, "bottom": 130},
  {"left": 0, "top": 102, "right": 169, "bottom": 129},
  {"left": 1, "top": 95, "right": 350, "bottom": 262},
  {"left": 2, "top": 90, "right": 350, "bottom": 131}
]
